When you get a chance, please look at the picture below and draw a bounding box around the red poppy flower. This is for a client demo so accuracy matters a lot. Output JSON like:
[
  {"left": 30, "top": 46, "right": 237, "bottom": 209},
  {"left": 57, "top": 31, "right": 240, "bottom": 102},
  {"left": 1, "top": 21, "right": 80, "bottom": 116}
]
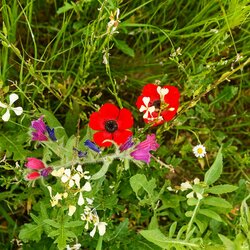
[
  {"left": 136, "top": 83, "right": 180, "bottom": 125},
  {"left": 89, "top": 103, "right": 134, "bottom": 147}
]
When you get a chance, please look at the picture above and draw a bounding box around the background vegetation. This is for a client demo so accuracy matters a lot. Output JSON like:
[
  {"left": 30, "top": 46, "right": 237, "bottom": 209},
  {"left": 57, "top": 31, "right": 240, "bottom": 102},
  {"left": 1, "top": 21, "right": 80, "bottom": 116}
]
[{"left": 0, "top": 0, "right": 249, "bottom": 249}]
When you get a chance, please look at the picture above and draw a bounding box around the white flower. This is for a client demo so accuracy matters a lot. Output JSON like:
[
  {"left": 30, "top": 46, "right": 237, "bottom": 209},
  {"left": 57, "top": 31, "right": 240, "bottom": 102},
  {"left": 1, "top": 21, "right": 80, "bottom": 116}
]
[
  {"left": 107, "top": 8, "right": 120, "bottom": 34},
  {"left": 193, "top": 144, "right": 206, "bottom": 158},
  {"left": 90, "top": 220, "right": 107, "bottom": 237},
  {"left": 47, "top": 186, "right": 63, "bottom": 207},
  {"left": 0, "top": 93, "right": 23, "bottom": 122},
  {"left": 51, "top": 167, "right": 65, "bottom": 177},
  {"left": 157, "top": 86, "right": 169, "bottom": 100},
  {"left": 180, "top": 181, "right": 192, "bottom": 191},
  {"left": 68, "top": 205, "right": 77, "bottom": 216},
  {"left": 139, "top": 97, "right": 155, "bottom": 119},
  {"left": 61, "top": 169, "right": 81, "bottom": 188},
  {"left": 66, "top": 243, "right": 81, "bottom": 250}
]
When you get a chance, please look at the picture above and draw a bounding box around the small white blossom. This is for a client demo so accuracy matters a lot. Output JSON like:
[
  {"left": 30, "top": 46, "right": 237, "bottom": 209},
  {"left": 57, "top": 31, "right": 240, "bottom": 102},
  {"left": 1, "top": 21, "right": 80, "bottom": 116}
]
[
  {"left": 157, "top": 86, "right": 169, "bottom": 100},
  {"left": 180, "top": 181, "right": 192, "bottom": 191},
  {"left": 66, "top": 243, "right": 81, "bottom": 250},
  {"left": 193, "top": 144, "right": 206, "bottom": 158},
  {"left": 90, "top": 221, "right": 107, "bottom": 237},
  {"left": 47, "top": 186, "right": 63, "bottom": 207},
  {"left": 139, "top": 97, "right": 155, "bottom": 119},
  {"left": 68, "top": 205, "right": 77, "bottom": 216},
  {"left": 107, "top": 8, "right": 120, "bottom": 34},
  {"left": 0, "top": 93, "right": 23, "bottom": 122}
]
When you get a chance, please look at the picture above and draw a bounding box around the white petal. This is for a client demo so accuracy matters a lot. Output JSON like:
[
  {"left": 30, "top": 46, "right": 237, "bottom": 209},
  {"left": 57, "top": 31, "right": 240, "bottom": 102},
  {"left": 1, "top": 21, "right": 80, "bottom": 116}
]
[
  {"left": 193, "top": 178, "right": 200, "bottom": 184},
  {"left": 86, "top": 198, "right": 93, "bottom": 205},
  {"left": 180, "top": 181, "right": 192, "bottom": 191},
  {"left": 98, "top": 222, "right": 107, "bottom": 236},
  {"left": 2, "top": 109, "right": 10, "bottom": 121},
  {"left": 64, "top": 168, "right": 71, "bottom": 177},
  {"left": 83, "top": 182, "right": 92, "bottom": 192},
  {"left": 142, "top": 97, "right": 150, "bottom": 107},
  {"left": 61, "top": 175, "right": 69, "bottom": 183},
  {"left": 68, "top": 205, "right": 76, "bottom": 216},
  {"left": 47, "top": 186, "right": 53, "bottom": 197},
  {"left": 90, "top": 226, "right": 97, "bottom": 237},
  {"left": 139, "top": 105, "right": 147, "bottom": 112},
  {"left": 72, "top": 174, "right": 81, "bottom": 188},
  {"left": 0, "top": 101, "right": 7, "bottom": 108},
  {"left": 78, "top": 192, "right": 85, "bottom": 206},
  {"left": 9, "top": 93, "right": 19, "bottom": 105},
  {"left": 76, "top": 165, "right": 83, "bottom": 173},
  {"left": 52, "top": 167, "right": 64, "bottom": 177},
  {"left": 196, "top": 193, "right": 203, "bottom": 200},
  {"left": 12, "top": 106, "right": 23, "bottom": 116},
  {"left": 69, "top": 179, "right": 75, "bottom": 188},
  {"left": 186, "top": 191, "right": 194, "bottom": 199}
]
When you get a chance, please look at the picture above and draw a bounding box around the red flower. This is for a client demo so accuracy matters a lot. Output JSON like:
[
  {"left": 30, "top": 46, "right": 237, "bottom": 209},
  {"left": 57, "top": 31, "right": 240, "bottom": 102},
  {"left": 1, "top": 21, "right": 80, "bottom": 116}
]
[
  {"left": 89, "top": 103, "right": 134, "bottom": 147},
  {"left": 136, "top": 83, "right": 180, "bottom": 125},
  {"left": 25, "top": 158, "right": 52, "bottom": 180}
]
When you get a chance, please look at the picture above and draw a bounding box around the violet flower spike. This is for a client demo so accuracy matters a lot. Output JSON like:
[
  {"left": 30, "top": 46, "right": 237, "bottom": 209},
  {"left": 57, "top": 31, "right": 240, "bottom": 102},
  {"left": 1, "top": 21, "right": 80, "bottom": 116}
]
[
  {"left": 84, "top": 140, "right": 101, "bottom": 153},
  {"left": 119, "top": 136, "right": 134, "bottom": 152},
  {"left": 130, "top": 134, "right": 159, "bottom": 163},
  {"left": 73, "top": 147, "right": 88, "bottom": 158},
  {"left": 46, "top": 126, "right": 57, "bottom": 141}
]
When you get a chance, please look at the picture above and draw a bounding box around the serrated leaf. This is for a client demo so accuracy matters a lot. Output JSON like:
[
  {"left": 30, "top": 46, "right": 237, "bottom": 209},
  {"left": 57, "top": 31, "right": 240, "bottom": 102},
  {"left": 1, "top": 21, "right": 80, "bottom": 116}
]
[
  {"left": 203, "top": 197, "right": 232, "bottom": 209},
  {"left": 129, "top": 174, "right": 156, "bottom": 200},
  {"left": 19, "top": 223, "right": 43, "bottom": 243},
  {"left": 114, "top": 39, "right": 135, "bottom": 57},
  {"left": 204, "top": 147, "right": 223, "bottom": 185},
  {"left": 207, "top": 184, "right": 238, "bottom": 194},
  {"left": 140, "top": 229, "right": 200, "bottom": 249},
  {"left": 199, "top": 209, "right": 222, "bottom": 222}
]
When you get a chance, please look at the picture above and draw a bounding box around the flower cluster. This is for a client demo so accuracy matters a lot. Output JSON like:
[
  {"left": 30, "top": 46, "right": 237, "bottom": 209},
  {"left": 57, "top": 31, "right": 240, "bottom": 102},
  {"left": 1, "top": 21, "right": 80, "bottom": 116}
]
[
  {"left": 136, "top": 83, "right": 180, "bottom": 125},
  {"left": 25, "top": 158, "right": 52, "bottom": 180},
  {"left": 31, "top": 116, "right": 57, "bottom": 141},
  {"left": 180, "top": 178, "right": 203, "bottom": 200}
]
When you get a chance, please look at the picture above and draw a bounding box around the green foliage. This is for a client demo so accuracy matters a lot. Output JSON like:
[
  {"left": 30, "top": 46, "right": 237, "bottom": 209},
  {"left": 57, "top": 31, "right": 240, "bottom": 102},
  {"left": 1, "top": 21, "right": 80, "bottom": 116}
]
[{"left": 0, "top": 0, "right": 249, "bottom": 249}]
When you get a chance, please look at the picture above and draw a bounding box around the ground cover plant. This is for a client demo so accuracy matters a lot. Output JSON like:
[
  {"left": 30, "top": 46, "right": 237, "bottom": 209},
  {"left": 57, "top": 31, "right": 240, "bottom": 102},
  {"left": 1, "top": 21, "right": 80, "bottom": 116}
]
[{"left": 0, "top": 0, "right": 250, "bottom": 249}]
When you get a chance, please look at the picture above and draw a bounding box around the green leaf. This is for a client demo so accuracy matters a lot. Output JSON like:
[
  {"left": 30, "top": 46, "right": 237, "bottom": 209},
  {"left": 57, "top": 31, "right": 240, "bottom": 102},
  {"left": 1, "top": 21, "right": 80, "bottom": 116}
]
[
  {"left": 168, "top": 221, "right": 177, "bottom": 238},
  {"left": 204, "top": 147, "right": 223, "bottom": 185},
  {"left": 140, "top": 229, "right": 200, "bottom": 249},
  {"left": 114, "top": 39, "right": 135, "bottom": 57},
  {"left": 207, "top": 184, "right": 238, "bottom": 194},
  {"left": 91, "top": 157, "right": 113, "bottom": 180},
  {"left": 218, "top": 234, "right": 235, "bottom": 250},
  {"left": 19, "top": 223, "right": 43, "bottom": 243},
  {"left": 129, "top": 174, "right": 156, "bottom": 200},
  {"left": 199, "top": 209, "right": 222, "bottom": 222},
  {"left": 40, "top": 108, "right": 68, "bottom": 141},
  {"left": 57, "top": 2, "right": 73, "bottom": 14},
  {"left": 64, "top": 221, "right": 84, "bottom": 228},
  {"left": 203, "top": 197, "right": 232, "bottom": 209}
]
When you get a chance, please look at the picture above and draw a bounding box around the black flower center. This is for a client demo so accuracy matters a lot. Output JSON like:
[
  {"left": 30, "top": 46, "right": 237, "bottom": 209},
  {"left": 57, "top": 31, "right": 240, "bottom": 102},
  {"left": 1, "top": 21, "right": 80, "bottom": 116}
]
[
  {"left": 105, "top": 120, "right": 118, "bottom": 133},
  {"left": 153, "top": 100, "right": 161, "bottom": 110}
]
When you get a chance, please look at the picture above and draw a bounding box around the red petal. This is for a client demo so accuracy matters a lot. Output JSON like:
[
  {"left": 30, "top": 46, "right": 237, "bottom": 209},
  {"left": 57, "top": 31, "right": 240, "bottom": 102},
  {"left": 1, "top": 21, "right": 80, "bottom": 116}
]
[
  {"left": 136, "top": 95, "right": 144, "bottom": 109},
  {"left": 141, "top": 84, "right": 159, "bottom": 102},
  {"left": 93, "top": 131, "right": 113, "bottom": 147},
  {"left": 99, "top": 103, "right": 120, "bottom": 120},
  {"left": 26, "top": 172, "right": 41, "bottom": 180},
  {"left": 25, "top": 158, "right": 45, "bottom": 170},
  {"left": 163, "top": 86, "right": 180, "bottom": 107},
  {"left": 117, "top": 108, "right": 134, "bottom": 129},
  {"left": 113, "top": 130, "right": 133, "bottom": 145},
  {"left": 89, "top": 112, "right": 105, "bottom": 130},
  {"left": 162, "top": 109, "right": 177, "bottom": 121}
]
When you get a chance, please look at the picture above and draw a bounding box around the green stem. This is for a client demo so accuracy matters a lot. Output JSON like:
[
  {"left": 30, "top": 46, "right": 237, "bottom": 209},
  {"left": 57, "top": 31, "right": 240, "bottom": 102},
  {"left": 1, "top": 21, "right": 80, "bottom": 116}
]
[
  {"left": 185, "top": 198, "right": 201, "bottom": 239},
  {"left": 96, "top": 236, "right": 103, "bottom": 250}
]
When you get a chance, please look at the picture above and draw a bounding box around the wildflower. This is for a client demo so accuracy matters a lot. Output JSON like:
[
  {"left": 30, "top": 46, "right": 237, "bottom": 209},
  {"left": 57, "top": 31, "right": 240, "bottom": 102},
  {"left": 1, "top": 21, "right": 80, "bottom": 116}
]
[
  {"left": 61, "top": 169, "right": 81, "bottom": 188},
  {"left": 25, "top": 158, "right": 52, "bottom": 180},
  {"left": 193, "top": 144, "right": 206, "bottom": 158},
  {"left": 89, "top": 103, "right": 134, "bottom": 147},
  {"left": 31, "top": 116, "right": 57, "bottom": 141},
  {"left": 84, "top": 140, "right": 101, "bottom": 153},
  {"left": 0, "top": 93, "right": 23, "bottom": 122},
  {"left": 119, "top": 136, "right": 134, "bottom": 152},
  {"left": 47, "top": 186, "right": 68, "bottom": 207},
  {"left": 66, "top": 243, "right": 81, "bottom": 250},
  {"left": 31, "top": 116, "right": 48, "bottom": 141},
  {"left": 130, "top": 134, "right": 160, "bottom": 163},
  {"left": 136, "top": 84, "right": 180, "bottom": 125},
  {"left": 180, "top": 178, "right": 203, "bottom": 200},
  {"left": 90, "top": 221, "right": 107, "bottom": 237},
  {"left": 68, "top": 205, "right": 77, "bottom": 216},
  {"left": 107, "top": 8, "right": 120, "bottom": 34}
]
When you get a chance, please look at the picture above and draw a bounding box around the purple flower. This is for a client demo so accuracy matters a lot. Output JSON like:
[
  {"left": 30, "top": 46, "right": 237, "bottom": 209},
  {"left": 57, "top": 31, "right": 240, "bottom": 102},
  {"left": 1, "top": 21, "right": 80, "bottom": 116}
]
[
  {"left": 130, "top": 134, "right": 159, "bottom": 163},
  {"left": 46, "top": 126, "right": 57, "bottom": 141},
  {"left": 31, "top": 116, "right": 48, "bottom": 141},
  {"left": 84, "top": 140, "right": 101, "bottom": 153},
  {"left": 119, "top": 136, "right": 134, "bottom": 152},
  {"left": 31, "top": 116, "right": 57, "bottom": 141}
]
